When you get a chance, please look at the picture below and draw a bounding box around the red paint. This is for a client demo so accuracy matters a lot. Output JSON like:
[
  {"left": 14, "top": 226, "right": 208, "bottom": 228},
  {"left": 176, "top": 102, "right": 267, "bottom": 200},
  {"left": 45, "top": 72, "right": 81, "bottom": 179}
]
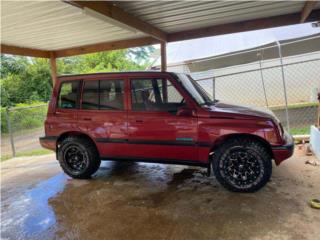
[{"left": 40, "top": 72, "right": 293, "bottom": 166}]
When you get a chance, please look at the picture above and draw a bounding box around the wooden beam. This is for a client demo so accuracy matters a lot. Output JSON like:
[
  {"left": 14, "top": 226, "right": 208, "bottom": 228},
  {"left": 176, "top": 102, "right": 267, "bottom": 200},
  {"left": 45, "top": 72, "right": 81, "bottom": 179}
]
[
  {"left": 69, "top": 1, "right": 167, "bottom": 42},
  {"left": 55, "top": 37, "right": 159, "bottom": 58},
  {"left": 160, "top": 42, "right": 167, "bottom": 72},
  {"left": 300, "top": 1, "right": 318, "bottom": 23},
  {"left": 1, "top": 44, "right": 50, "bottom": 58},
  {"left": 168, "top": 9, "right": 320, "bottom": 42},
  {"left": 49, "top": 52, "right": 57, "bottom": 86}
]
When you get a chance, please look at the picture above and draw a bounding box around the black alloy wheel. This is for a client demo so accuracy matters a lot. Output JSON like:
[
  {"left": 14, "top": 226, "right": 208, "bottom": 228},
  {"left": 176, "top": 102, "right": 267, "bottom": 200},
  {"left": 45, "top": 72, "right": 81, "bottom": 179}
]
[
  {"left": 58, "top": 136, "right": 101, "bottom": 179},
  {"left": 212, "top": 137, "right": 272, "bottom": 192}
]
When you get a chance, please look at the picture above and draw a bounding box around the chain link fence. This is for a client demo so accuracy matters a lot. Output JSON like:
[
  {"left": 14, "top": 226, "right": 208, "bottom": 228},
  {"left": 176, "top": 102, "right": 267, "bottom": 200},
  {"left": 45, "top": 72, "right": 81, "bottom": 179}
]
[
  {"left": 189, "top": 52, "right": 320, "bottom": 135},
  {"left": 1, "top": 104, "right": 48, "bottom": 159}
]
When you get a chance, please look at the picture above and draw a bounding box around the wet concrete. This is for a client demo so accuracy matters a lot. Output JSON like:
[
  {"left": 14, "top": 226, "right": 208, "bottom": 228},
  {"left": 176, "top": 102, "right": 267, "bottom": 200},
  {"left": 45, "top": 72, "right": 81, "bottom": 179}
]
[{"left": 1, "top": 149, "right": 320, "bottom": 240}]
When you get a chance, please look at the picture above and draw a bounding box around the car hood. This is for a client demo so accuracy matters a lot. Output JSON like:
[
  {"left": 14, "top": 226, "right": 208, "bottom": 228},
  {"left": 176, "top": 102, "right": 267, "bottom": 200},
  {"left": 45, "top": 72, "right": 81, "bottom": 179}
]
[{"left": 205, "top": 101, "right": 278, "bottom": 120}]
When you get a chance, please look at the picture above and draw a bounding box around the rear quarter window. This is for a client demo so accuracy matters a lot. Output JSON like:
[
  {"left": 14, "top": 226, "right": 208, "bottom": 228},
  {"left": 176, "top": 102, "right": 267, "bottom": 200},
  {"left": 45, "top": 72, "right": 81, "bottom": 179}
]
[{"left": 58, "top": 81, "right": 80, "bottom": 109}]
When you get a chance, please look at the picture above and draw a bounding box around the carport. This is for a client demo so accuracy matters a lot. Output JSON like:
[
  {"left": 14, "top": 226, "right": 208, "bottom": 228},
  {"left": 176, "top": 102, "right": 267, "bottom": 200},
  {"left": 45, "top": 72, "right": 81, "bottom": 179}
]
[
  {"left": 2, "top": 1, "right": 320, "bottom": 84},
  {"left": 2, "top": 1, "right": 320, "bottom": 240}
]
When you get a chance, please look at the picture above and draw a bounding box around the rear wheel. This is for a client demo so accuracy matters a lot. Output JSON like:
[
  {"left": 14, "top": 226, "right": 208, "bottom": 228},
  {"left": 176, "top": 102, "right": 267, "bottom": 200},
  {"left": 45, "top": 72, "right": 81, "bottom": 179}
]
[
  {"left": 58, "top": 136, "right": 101, "bottom": 179},
  {"left": 212, "top": 137, "right": 272, "bottom": 192}
]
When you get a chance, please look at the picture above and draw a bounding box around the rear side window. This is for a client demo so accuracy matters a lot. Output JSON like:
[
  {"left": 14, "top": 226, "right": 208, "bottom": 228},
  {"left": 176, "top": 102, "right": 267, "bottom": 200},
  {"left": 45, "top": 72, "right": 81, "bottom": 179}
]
[
  {"left": 82, "top": 81, "right": 99, "bottom": 110},
  {"left": 82, "top": 79, "right": 124, "bottom": 110},
  {"left": 100, "top": 80, "right": 124, "bottom": 110},
  {"left": 58, "top": 81, "right": 80, "bottom": 109}
]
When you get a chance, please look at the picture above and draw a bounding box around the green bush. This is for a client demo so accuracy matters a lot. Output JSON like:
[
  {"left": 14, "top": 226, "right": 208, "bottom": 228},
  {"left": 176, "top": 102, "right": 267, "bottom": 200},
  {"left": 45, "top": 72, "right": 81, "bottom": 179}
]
[{"left": 0, "top": 101, "right": 48, "bottom": 134}]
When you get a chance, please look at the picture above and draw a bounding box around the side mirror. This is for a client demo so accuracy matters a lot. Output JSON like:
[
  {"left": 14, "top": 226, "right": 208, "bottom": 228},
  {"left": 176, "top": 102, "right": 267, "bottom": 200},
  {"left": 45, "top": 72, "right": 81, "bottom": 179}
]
[{"left": 176, "top": 107, "right": 195, "bottom": 117}]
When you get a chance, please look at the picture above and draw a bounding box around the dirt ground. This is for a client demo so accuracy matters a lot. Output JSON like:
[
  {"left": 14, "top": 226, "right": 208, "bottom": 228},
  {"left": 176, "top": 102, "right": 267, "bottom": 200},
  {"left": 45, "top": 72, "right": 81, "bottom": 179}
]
[{"left": 1, "top": 148, "right": 320, "bottom": 240}]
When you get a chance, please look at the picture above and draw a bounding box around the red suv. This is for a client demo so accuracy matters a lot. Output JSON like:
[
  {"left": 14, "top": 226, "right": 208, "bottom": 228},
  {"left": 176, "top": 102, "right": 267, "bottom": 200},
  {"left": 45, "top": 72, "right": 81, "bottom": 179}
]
[{"left": 40, "top": 71, "right": 294, "bottom": 192}]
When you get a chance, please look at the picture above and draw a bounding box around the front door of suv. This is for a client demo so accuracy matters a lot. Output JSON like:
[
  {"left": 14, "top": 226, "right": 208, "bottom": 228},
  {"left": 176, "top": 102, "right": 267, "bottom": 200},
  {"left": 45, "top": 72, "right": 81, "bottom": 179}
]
[{"left": 127, "top": 76, "right": 198, "bottom": 162}]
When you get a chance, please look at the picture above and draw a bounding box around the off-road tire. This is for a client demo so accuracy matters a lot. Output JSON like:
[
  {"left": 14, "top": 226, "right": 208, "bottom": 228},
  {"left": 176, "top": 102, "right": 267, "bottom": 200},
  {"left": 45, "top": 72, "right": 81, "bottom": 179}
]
[
  {"left": 212, "top": 137, "right": 272, "bottom": 192},
  {"left": 58, "top": 136, "right": 101, "bottom": 179}
]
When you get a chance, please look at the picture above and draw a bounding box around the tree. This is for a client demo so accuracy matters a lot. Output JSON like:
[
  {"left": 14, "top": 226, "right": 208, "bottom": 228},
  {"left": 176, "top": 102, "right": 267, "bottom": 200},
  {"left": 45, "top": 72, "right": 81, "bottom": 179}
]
[
  {"left": 127, "top": 46, "right": 155, "bottom": 65},
  {"left": 1, "top": 58, "right": 52, "bottom": 105},
  {"left": 1, "top": 46, "right": 156, "bottom": 107}
]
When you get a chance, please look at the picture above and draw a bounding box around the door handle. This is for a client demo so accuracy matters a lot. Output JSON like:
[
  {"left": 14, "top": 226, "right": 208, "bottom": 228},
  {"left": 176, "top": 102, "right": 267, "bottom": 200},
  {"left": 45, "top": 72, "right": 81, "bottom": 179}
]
[
  {"left": 135, "top": 119, "right": 144, "bottom": 123},
  {"left": 82, "top": 117, "right": 92, "bottom": 121}
]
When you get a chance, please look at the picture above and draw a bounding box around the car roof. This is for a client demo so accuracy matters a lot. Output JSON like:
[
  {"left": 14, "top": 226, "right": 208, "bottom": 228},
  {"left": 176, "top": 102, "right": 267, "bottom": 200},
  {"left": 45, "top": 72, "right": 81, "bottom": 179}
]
[{"left": 58, "top": 71, "right": 177, "bottom": 80}]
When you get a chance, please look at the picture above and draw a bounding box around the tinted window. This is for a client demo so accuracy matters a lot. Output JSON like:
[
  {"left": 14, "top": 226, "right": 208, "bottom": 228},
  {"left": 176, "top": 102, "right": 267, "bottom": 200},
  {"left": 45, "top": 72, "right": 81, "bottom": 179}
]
[
  {"left": 100, "top": 80, "right": 124, "bottom": 110},
  {"left": 131, "top": 78, "right": 184, "bottom": 112},
  {"left": 82, "top": 81, "right": 99, "bottom": 110},
  {"left": 81, "top": 79, "right": 124, "bottom": 110},
  {"left": 58, "top": 81, "right": 80, "bottom": 109}
]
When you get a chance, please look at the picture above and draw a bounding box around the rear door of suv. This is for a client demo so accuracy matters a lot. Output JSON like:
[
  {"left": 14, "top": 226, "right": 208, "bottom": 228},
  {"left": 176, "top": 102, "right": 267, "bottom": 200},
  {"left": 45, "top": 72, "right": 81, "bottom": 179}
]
[{"left": 77, "top": 76, "right": 129, "bottom": 158}]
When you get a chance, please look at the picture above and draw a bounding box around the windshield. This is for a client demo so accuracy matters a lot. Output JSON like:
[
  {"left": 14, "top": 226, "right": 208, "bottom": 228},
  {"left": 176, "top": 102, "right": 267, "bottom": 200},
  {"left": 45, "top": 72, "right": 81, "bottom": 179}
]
[{"left": 176, "top": 73, "right": 214, "bottom": 105}]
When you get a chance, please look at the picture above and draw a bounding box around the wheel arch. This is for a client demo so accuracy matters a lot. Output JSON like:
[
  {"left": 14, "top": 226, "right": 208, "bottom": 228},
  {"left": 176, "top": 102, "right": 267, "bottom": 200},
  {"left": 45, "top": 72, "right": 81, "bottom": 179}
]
[
  {"left": 56, "top": 131, "right": 98, "bottom": 158},
  {"left": 210, "top": 133, "right": 273, "bottom": 159}
]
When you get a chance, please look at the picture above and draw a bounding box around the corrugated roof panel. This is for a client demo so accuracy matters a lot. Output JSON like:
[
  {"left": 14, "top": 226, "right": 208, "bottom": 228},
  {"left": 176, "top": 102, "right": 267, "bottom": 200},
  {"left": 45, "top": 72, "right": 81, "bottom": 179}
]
[
  {"left": 119, "top": 1, "right": 220, "bottom": 15},
  {"left": 155, "top": 3, "right": 305, "bottom": 32},
  {"left": 2, "top": 1, "right": 320, "bottom": 53},
  {"left": 145, "top": 2, "right": 299, "bottom": 24},
  {"left": 1, "top": 0, "right": 145, "bottom": 50},
  {"left": 116, "top": 1, "right": 309, "bottom": 33}
]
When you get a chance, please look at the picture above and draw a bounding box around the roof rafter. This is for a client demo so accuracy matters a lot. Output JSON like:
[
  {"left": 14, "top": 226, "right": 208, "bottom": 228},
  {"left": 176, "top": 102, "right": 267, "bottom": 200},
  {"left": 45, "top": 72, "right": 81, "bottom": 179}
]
[
  {"left": 54, "top": 36, "right": 159, "bottom": 58},
  {"left": 1, "top": 44, "right": 50, "bottom": 58},
  {"left": 300, "top": 1, "right": 318, "bottom": 23},
  {"left": 68, "top": 1, "right": 167, "bottom": 42}
]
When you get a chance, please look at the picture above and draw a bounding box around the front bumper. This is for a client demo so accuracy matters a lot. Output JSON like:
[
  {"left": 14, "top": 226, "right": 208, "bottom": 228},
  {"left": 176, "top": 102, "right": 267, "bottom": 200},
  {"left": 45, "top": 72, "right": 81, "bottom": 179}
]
[
  {"left": 271, "top": 131, "right": 294, "bottom": 165},
  {"left": 39, "top": 136, "right": 57, "bottom": 151}
]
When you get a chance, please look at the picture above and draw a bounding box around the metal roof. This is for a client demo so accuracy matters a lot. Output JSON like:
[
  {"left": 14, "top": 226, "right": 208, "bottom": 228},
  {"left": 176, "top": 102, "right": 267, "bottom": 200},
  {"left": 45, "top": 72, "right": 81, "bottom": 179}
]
[
  {"left": 116, "top": 1, "right": 312, "bottom": 32},
  {"left": 1, "top": 1, "right": 320, "bottom": 57},
  {"left": 1, "top": 1, "right": 146, "bottom": 51}
]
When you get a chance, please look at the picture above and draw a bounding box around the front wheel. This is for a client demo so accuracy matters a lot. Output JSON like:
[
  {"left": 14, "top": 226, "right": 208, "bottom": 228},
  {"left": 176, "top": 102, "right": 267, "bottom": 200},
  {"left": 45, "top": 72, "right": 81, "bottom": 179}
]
[
  {"left": 212, "top": 137, "right": 272, "bottom": 192},
  {"left": 58, "top": 136, "right": 101, "bottom": 179}
]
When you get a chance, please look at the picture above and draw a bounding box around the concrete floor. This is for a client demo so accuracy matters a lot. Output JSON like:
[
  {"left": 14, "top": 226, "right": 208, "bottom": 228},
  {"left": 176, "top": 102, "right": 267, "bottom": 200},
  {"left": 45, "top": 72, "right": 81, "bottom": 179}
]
[{"left": 1, "top": 148, "right": 320, "bottom": 240}]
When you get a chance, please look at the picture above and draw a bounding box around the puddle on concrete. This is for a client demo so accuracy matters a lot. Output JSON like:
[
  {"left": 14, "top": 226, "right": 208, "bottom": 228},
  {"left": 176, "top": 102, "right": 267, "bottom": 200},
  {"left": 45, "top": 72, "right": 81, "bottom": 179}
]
[
  {"left": 2, "top": 160, "right": 317, "bottom": 240},
  {"left": 1, "top": 173, "right": 67, "bottom": 238}
]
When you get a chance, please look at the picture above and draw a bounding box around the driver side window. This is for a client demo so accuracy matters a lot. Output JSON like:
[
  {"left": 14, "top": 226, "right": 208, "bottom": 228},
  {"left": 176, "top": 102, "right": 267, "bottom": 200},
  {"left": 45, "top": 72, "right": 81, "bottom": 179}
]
[{"left": 131, "top": 78, "right": 184, "bottom": 111}]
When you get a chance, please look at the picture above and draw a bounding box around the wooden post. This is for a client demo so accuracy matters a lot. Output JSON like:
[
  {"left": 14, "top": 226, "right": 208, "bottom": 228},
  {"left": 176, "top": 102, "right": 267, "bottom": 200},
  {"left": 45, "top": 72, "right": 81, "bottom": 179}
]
[
  {"left": 49, "top": 52, "right": 57, "bottom": 86},
  {"left": 160, "top": 42, "right": 167, "bottom": 72}
]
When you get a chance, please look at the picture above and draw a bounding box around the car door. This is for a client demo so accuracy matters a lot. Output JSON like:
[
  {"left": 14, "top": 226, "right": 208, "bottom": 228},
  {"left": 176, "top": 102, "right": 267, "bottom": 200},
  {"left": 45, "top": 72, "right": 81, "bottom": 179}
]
[
  {"left": 127, "top": 76, "right": 198, "bottom": 162},
  {"left": 77, "top": 77, "right": 129, "bottom": 158}
]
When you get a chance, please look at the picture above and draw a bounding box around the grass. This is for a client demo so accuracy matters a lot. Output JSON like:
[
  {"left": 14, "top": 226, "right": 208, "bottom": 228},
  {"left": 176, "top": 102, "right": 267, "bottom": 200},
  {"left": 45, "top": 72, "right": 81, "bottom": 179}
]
[
  {"left": 270, "top": 102, "right": 318, "bottom": 111},
  {"left": 1, "top": 127, "right": 43, "bottom": 140},
  {"left": 1, "top": 149, "right": 53, "bottom": 161},
  {"left": 289, "top": 126, "right": 310, "bottom": 136}
]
